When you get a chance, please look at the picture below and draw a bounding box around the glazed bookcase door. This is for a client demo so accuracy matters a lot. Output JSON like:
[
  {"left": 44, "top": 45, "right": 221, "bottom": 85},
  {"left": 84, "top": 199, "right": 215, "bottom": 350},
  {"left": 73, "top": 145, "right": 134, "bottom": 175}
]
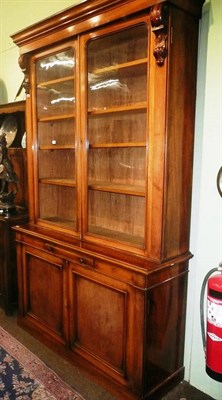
[
  {"left": 33, "top": 44, "right": 79, "bottom": 233},
  {"left": 82, "top": 18, "right": 149, "bottom": 251}
]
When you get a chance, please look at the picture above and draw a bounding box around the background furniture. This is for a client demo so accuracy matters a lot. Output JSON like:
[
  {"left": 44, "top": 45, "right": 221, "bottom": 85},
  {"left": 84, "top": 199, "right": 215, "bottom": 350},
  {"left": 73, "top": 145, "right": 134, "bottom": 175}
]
[
  {"left": 12, "top": 1, "right": 204, "bottom": 398},
  {"left": 0, "top": 101, "right": 28, "bottom": 314},
  {"left": 0, "top": 101, "right": 28, "bottom": 210},
  {"left": 0, "top": 211, "right": 28, "bottom": 314}
]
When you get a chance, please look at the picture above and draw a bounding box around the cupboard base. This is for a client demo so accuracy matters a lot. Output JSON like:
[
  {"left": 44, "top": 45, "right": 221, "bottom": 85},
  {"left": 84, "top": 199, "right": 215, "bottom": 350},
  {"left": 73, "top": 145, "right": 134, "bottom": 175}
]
[
  {"left": 17, "top": 314, "right": 185, "bottom": 400},
  {"left": 15, "top": 229, "right": 188, "bottom": 400}
]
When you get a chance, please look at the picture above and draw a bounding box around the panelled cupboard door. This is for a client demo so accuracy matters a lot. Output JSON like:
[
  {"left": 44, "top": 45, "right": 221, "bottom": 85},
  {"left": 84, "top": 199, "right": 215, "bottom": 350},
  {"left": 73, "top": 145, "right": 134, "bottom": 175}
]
[
  {"left": 19, "top": 246, "right": 69, "bottom": 345},
  {"left": 80, "top": 16, "right": 150, "bottom": 255},
  {"left": 69, "top": 260, "right": 145, "bottom": 391},
  {"left": 31, "top": 42, "right": 80, "bottom": 236}
]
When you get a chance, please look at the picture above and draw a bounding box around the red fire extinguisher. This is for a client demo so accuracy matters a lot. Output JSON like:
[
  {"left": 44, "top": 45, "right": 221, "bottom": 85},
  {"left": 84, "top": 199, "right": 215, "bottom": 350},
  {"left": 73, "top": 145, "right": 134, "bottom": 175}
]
[{"left": 200, "top": 263, "right": 222, "bottom": 382}]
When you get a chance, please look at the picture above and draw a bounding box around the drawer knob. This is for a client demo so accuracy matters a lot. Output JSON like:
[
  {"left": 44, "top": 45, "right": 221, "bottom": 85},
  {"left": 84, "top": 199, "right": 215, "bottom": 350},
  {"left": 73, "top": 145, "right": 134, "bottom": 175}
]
[{"left": 45, "top": 243, "right": 55, "bottom": 252}]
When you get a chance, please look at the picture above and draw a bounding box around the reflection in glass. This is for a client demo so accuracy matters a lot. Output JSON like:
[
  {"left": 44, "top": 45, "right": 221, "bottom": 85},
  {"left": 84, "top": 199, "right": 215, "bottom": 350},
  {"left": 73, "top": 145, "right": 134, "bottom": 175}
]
[
  {"left": 36, "top": 49, "right": 75, "bottom": 82},
  {"left": 40, "top": 56, "right": 75, "bottom": 71},
  {"left": 88, "top": 65, "right": 147, "bottom": 110},
  {"left": 36, "top": 48, "right": 75, "bottom": 118},
  {"left": 88, "top": 24, "right": 148, "bottom": 70},
  {"left": 37, "top": 80, "right": 75, "bottom": 118}
]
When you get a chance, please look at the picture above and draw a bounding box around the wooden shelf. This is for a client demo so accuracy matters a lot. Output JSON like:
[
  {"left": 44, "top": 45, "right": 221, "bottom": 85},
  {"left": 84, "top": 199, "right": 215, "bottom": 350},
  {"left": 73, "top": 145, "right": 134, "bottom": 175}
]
[
  {"left": 0, "top": 101, "right": 25, "bottom": 114},
  {"left": 88, "top": 182, "right": 145, "bottom": 196},
  {"left": 88, "top": 102, "right": 147, "bottom": 115},
  {"left": 39, "top": 144, "right": 75, "bottom": 150},
  {"left": 88, "top": 225, "right": 144, "bottom": 247},
  {"left": 91, "top": 58, "right": 148, "bottom": 76},
  {"left": 39, "top": 178, "right": 76, "bottom": 187},
  {"left": 37, "top": 75, "right": 74, "bottom": 87},
  {"left": 38, "top": 114, "right": 75, "bottom": 122},
  {"left": 89, "top": 142, "right": 146, "bottom": 148},
  {"left": 39, "top": 216, "right": 76, "bottom": 229}
]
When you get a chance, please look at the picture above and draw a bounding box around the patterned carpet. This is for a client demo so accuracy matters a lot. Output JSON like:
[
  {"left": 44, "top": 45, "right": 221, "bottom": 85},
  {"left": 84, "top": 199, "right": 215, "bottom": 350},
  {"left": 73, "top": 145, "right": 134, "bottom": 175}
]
[{"left": 0, "top": 325, "right": 84, "bottom": 400}]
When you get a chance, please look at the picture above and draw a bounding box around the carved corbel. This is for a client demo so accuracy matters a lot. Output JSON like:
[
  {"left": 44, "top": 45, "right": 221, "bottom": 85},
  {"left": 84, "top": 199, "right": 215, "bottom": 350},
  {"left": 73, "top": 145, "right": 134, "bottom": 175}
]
[
  {"left": 18, "top": 54, "right": 30, "bottom": 94},
  {"left": 150, "top": 4, "right": 169, "bottom": 66}
]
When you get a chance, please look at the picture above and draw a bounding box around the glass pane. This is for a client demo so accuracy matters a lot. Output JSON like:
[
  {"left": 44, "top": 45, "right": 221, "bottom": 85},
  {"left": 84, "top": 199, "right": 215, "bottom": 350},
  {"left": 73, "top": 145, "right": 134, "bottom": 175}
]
[
  {"left": 88, "top": 64, "right": 147, "bottom": 110},
  {"left": 86, "top": 23, "right": 148, "bottom": 247},
  {"left": 38, "top": 118, "right": 75, "bottom": 147},
  {"left": 88, "top": 148, "right": 146, "bottom": 188},
  {"left": 88, "top": 110, "right": 146, "bottom": 145},
  {"left": 36, "top": 50, "right": 75, "bottom": 83},
  {"left": 36, "top": 48, "right": 75, "bottom": 118},
  {"left": 88, "top": 24, "right": 148, "bottom": 70},
  {"left": 88, "top": 191, "right": 145, "bottom": 247},
  {"left": 37, "top": 80, "right": 75, "bottom": 118},
  {"left": 39, "top": 184, "right": 77, "bottom": 230},
  {"left": 35, "top": 47, "right": 77, "bottom": 232},
  {"left": 88, "top": 24, "right": 148, "bottom": 111},
  {"left": 38, "top": 149, "right": 75, "bottom": 180}
]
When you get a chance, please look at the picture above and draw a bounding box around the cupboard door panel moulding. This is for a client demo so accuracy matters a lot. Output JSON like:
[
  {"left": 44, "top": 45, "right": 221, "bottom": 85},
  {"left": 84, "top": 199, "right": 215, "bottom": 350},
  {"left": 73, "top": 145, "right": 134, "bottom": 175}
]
[
  {"left": 19, "top": 245, "right": 69, "bottom": 345},
  {"left": 12, "top": 0, "right": 204, "bottom": 399},
  {"left": 70, "top": 268, "right": 129, "bottom": 381}
]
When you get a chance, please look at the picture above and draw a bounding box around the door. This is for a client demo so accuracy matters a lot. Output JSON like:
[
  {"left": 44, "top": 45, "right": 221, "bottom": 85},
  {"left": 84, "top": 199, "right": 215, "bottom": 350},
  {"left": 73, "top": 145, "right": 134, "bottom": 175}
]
[
  {"left": 69, "top": 256, "right": 145, "bottom": 390},
  {"left": 20, "top": 245, "right": 69, "bottom": 344},
  {"left": 80, "top": 16, "right": 149, "bottom": 256},
  {"left": 31, "top": 42, "right": 80, "bottom": 236}
]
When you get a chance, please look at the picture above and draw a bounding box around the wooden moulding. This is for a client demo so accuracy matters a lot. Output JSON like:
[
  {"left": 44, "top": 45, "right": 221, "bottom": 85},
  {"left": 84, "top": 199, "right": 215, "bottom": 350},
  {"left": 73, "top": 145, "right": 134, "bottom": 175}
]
[
  {"left": 11, "top": 0, "right": 204, "bottom": 52},
  {"left": 150, "top": 3, "right": 169, "bottom": 66},
  {"left": 12, "top": 0, "right": 204, "bottom": 97},
  {"left": 18, "top": 55, "right": 30, "bottom": 95}
]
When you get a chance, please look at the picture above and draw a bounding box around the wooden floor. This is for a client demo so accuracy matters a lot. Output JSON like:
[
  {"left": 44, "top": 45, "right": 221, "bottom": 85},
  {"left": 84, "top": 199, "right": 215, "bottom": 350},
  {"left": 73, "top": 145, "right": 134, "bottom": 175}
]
[{"left": 0, "top": 308, "right": 216, "bottom": 400}]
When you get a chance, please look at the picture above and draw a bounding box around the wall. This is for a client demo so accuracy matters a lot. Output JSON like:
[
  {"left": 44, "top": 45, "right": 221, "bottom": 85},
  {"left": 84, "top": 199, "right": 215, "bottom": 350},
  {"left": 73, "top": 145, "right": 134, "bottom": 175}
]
[
  {"left": 185, "top": 1, "right": 222, "bottom": 399},
  {"left": 0, "top": 0, "right": 79, "bottom": 102},
  {"left": 0, "top": 1, "right": 221, "bottom": 399}
]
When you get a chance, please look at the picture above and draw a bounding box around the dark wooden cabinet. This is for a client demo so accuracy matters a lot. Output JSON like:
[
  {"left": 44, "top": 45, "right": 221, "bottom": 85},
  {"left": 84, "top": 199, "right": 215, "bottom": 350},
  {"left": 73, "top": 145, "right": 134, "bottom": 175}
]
[
  {"left": 0, "top": 101, "right": 28, "bottom": 210},
  {"left": 0, "top": 211, "right": 28, "bottom": 314},
  {"left": 12, "top": 1, "right": 204, "bottom": 399},
  {"left": 0, "top": 101, "right": 28, "bottom": 314}
]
